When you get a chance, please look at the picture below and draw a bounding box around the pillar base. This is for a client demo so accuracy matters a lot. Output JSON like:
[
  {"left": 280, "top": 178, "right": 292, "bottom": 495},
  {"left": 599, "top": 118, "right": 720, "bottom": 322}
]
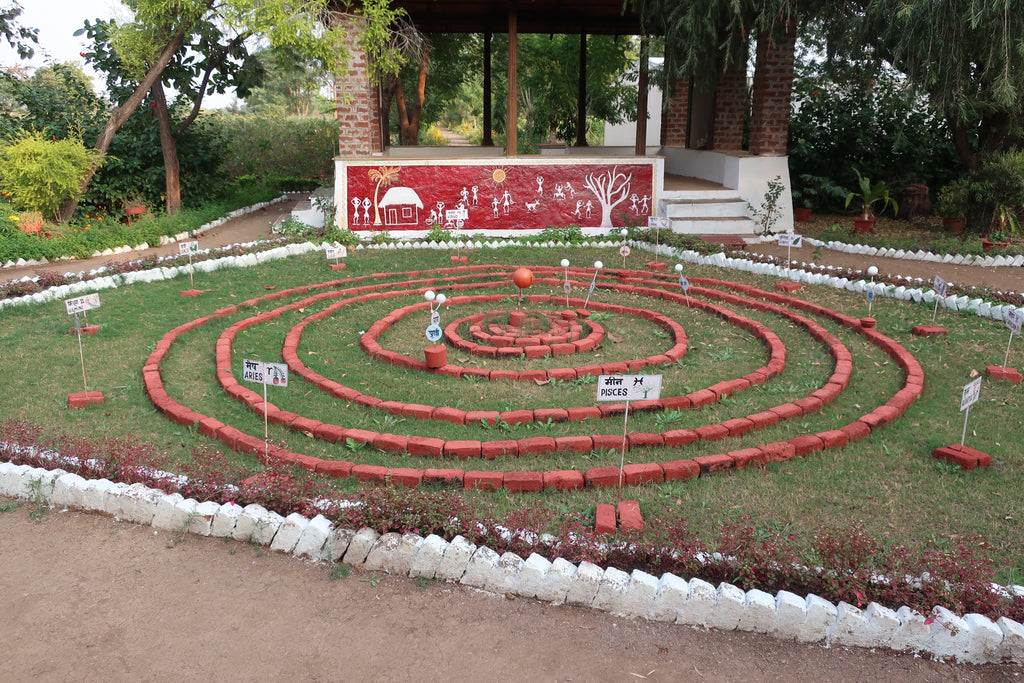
[
  {"left": 71, "top": 325, "right": 101, "bottom": 335},
  {"left": 644, "top": 260, "right": 667, "bottom": 271},
  {"left": 912, "top": 325, "right": 947, "bottom": 336},
  {"left": 329, "top": 263, "right": 348, "bottom": 271},
  {"left": 932, "top": 444, "right": 991, "bottom": 470},
  {"left": 68, "top": 391, "right": 104, "bottom": 410},
  {"left": 424, "top": 345, "right": 448, "bottom": 369},
  {"left": 986, "top": 365, "right": 1022, "bottom": 384},
  {"left": 775, "top": 282, "right": 802, "bottom": 292}
]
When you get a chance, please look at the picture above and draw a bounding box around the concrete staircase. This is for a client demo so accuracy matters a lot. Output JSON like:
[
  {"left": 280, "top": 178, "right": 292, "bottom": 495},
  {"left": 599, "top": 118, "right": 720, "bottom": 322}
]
[{"left": 659, "top": 188, "right": 758, "bottom": 236}]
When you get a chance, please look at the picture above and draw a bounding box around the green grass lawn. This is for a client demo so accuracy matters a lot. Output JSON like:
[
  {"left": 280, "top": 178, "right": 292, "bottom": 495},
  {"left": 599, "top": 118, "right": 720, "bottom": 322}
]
[{"left": 1, "top": 243, "right": 1021, "bottom": 584}]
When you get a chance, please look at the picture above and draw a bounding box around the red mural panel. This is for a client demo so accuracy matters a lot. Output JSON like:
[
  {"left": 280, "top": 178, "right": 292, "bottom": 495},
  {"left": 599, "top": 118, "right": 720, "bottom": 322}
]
[{"left": 343, "top": 162, "right": 654, "bottom": 231}]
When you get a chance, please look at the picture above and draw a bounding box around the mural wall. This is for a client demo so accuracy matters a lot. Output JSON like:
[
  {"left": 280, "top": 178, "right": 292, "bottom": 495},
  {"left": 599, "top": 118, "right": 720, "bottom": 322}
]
[{"left": 336, "top": 159, "right": 660, "bottom": 233}]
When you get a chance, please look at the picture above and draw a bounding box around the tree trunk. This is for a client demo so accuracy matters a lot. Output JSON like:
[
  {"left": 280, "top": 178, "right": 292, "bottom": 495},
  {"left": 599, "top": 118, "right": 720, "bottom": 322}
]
[
  {"left": 57, "top": 29, "right": 187, "bottom": 222},
  {"left": 395, "top": 45, "right": 429, "bottom": 145},
  {"left": 151, "top": 80, "right": 182, "bottom": 215}
]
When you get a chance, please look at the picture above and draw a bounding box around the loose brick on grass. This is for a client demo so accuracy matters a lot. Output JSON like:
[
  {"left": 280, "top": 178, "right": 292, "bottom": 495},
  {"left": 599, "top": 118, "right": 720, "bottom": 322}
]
[
  {"left": 617, "top": 500, "right": 644, "bottom": 531},
  {"left": 595, "top": 503, "right": 617, "bottom": 535}
]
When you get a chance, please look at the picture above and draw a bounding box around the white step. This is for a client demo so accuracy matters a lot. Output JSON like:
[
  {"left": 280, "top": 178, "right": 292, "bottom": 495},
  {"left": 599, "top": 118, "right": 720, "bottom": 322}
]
[
  {"left": 669, "top": 217, "right": 759, "bottom": 235},
  {"left": 664, "top": 198, "right": 751, "bottom": 219}
]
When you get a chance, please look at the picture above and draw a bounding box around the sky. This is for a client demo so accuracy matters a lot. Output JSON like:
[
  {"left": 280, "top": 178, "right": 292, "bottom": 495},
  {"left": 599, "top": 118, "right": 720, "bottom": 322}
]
[{"left": 0, "top": 0, "right": 236, "bottom": 108}]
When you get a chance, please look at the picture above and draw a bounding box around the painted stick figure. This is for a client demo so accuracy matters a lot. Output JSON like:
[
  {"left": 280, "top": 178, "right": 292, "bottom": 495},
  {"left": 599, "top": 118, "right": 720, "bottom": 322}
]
[
  {"left": 554, "top": 184, "right": 565, "bottom": 200},
  {"left": 564, "top": 181, "right": 576, "bottom": 198},
  {"left": 351, "top": 197, "right": 361, "bottom": 225},
  {"left": 492, "top": 196, "right": 500, "bottom": 218},
  {"left": 362, "top": 197, "right": 371, "bottom": 223},
  {"left": 573, "top": 200, "right": 583, "bottom": 217},
  {"left": 585, "top": 200, "right": 593, "bottom": 219},
  {"left": 640, "top": 195, "right": 650, "bottom": 213},
  {"left": 629, "top": 193, "right": 639, "bottom": 212},
  {"left": 460, "top": 186, "right": 469, "bottom": 204},
  {"left": 471, "top": 185, "right": 479, "bottom": 205},
  {"left": 536, "top": 175, "right": 544, "bottom": 196}
]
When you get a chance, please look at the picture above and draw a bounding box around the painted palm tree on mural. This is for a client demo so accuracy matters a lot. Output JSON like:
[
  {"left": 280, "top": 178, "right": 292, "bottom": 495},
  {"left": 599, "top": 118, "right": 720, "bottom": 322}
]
[{"left": 368, "top": 166, "right": 401, "bottom": 225}]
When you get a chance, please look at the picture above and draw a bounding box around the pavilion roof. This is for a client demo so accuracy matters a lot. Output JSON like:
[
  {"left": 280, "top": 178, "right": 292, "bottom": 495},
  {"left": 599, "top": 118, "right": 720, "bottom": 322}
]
[{"left": 379, "top": 0, "right": 643, "bottom": 35}]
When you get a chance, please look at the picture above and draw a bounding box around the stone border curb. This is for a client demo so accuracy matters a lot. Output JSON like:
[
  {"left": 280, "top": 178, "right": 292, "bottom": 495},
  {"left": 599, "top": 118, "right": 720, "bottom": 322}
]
[{"left": 1, "top": 460, "right": 1021, "bottom": 666}]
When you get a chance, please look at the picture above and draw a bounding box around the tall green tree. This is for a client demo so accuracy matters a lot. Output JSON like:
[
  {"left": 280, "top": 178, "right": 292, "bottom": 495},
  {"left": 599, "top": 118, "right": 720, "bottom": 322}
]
[
  {"left": 63, "top": 0, "right": 402, "bottom": 220},
  {"left": 242, "top": 45, "right": 333, "bottom": 116},
  {"left": 0, "top": 1, "right": 37, "bottom": 59}
]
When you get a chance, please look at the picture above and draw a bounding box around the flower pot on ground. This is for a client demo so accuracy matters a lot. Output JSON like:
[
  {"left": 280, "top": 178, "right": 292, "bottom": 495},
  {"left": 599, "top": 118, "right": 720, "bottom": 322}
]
[
  {"left": 942, "top": 218, "right": 963, "bottom": 234},
  {"left": 981, "top": 238, "right": 1010, "bottom": 252},
  {"left": 844, "top": 168, "right": 899, "bottom": 225},
  {"left": 793, "top": 207, "right": 813, "bottom": 222},
  {"left": 853, "top": 217, "right": 875, "bottom": 234}
]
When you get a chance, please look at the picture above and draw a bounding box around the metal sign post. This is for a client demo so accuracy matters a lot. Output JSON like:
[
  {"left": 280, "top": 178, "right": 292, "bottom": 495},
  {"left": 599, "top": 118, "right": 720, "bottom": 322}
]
[
  {"left": 596, "top": 374, "right": 662, "bottom": 503},
  {"left": 242, "top": 359, "right": 289, "bottom": 458},
  {"left": 65, "top": 294, "right": 101, "bottom": 393},
  {"left": 777, "top": 233, "right": 802, "bottom": 280},
  {"left": 560, "top": 259, "right": 571, "bottom": 309},
  {"left": 583, "top": 261, "right": 603, "bottom": 310},
  {"left": 959, "top": 376, "right": 982, "bottom": 447},
  {"left": 179, "top": 240, "right": 199, "bottom": 290},
  {"left": 932, "top": 275, "right": 948, "bottom": 323},
  {"left": 1002, "top": 309, "right": 1022, "bottom": 369}
]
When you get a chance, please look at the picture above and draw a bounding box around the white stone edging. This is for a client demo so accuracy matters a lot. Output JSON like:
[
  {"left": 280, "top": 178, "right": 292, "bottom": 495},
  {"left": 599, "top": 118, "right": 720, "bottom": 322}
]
[{"left": 1, "top": 460, "right": 1020, "bottom": 666}]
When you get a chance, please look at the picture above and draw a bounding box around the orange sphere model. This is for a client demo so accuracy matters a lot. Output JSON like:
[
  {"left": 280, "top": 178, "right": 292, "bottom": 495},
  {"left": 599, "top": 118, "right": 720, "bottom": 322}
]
[{"left": 512, "top": 267, "right": 534, "bottom": 289}]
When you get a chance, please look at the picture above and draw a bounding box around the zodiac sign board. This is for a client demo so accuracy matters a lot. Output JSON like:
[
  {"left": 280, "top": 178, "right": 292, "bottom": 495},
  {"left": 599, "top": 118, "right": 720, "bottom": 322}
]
[
  {"left": 777, "top": 233, "right": 803, "bottom": 248},
  {"left": 179, "top": 240, "right": 199, "bottom": 255},
  {"left": 960, "top": 376, "right": 982, "bottom": 412},
  {"left": 242, "top": 359, "right": 289, "bottom": 386},
  {"left": 65, "top": 293, "right": 101, "bottom": 315},
  {"left": 596, "top": 374, "right": 662, "bottom": 402},
  {"left": 325, "top": 245, "right": 348, "bottom": 260}
]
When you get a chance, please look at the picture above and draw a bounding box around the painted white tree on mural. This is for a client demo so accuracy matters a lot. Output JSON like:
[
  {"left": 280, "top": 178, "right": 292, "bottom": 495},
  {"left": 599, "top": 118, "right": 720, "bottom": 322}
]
[{"left": 583, "top": 166, "right": 632, "bottom": 227}]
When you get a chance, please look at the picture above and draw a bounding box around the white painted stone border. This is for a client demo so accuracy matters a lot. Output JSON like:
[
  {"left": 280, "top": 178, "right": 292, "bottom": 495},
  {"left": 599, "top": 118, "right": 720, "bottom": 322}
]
[
  {"left": 1, "top": 460, "right": 1021, "bottom": 666},
  {"left": 793, "top": 234, "right": 1024, "bottom": 269}
]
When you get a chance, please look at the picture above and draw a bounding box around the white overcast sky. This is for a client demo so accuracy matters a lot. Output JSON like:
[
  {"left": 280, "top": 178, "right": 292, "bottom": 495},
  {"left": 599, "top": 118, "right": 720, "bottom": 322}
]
[{"left": 0, "top": 0, "right": 236, "bottom": 108}]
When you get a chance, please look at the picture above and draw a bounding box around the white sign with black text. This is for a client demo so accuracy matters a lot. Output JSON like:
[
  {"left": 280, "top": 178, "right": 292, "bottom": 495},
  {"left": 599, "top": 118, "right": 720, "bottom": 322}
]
[
  {"left": 242, "top": 359, "right": 289, "bottom": 386},
  {"left": 65, "top": 293, "right": 101, "bottom": 315},
  {"left": 596, "top": 375, "right": 663, "bottom": 402}
]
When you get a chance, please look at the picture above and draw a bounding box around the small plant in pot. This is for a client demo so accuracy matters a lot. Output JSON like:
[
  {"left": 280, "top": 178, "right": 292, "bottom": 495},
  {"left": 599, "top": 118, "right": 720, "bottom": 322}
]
[
  {"left": 844, "top": 169, "right": 899, "bottom": 233},
  {"left": 936, "top": 180, "right": 969, "bottom": 233},
  {"left": 791, "top": 174, "right": 845, "bottom": 221}
]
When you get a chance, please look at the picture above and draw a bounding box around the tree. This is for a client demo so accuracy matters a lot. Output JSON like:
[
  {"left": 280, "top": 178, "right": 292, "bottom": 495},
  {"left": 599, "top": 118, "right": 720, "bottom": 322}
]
[
  {"left": 0, "top": 2, "right": 37, "bottom": 60},
  {"left": 63, "top": 0, "right": 402, "bottom": 221},
  {"left": 241, "top": 45, "right": 333, "bottom": 116},
  {"left": 583, "top": 166, "right": 632, "bottom": 227},
  {"left": 855, "top": 0, "right": 1024, "bottom": 171}
]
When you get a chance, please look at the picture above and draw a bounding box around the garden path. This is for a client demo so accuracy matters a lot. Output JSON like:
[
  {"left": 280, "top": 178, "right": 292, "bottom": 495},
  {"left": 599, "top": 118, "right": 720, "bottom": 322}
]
[{"left": 1, "top": 506, "right": 1016, "bottom": 681}]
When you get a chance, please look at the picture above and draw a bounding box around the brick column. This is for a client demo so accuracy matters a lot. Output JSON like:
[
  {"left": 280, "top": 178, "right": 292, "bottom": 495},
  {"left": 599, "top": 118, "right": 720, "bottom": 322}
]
[
  {"left": 712, "top": 65, "right": 747, "bottom": 151},
  {"left": 661, "top": 76, "right": 690, "bottom": 147},
  {"left": 749, "top": 27, "right": 797, "bottom": 155},
  {"left": 334, "top": 15, "right": 383, "bottom": 156}
]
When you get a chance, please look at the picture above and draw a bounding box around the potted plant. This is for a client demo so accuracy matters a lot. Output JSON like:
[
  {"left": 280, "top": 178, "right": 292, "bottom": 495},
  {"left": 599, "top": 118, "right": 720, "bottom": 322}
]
[
  {"left": 791, "top": 174, "right": 845, "bottom": 222},
  {"left": 982, "top": 205, "right": 1019, "bottom": 251},
  {"left": 17, "top": 210, "right": 44, "bottom": 237},
  {"left": 936, "top": 180, "right": 968, "bottom": 233},
  {"left": 844, "top": 169, "right": 899, "bottom": 233},
  {"left": 750, "top": 175, "right": 784, "bottom": 237}
]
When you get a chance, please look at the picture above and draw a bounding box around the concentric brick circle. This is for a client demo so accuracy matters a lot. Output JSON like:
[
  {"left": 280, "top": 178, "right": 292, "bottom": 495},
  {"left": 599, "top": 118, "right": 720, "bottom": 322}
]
[{"left": 142, "top": 264, "right": 924, "bottom": 493}]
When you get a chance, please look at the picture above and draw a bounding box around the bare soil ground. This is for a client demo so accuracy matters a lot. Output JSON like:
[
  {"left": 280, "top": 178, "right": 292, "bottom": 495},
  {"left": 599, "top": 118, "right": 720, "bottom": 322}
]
[
  {"left": 2, "top": 504, "right": 1019, "bottom": 681},
  {"left": 3, "top": 207, "right": 1024, "bottom": 680}
]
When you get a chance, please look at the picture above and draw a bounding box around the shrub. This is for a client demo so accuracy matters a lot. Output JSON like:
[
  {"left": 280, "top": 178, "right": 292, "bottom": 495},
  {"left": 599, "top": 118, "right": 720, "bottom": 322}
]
[
  {"left": 0, "top": 132, "right": 103, "bottom": 220},
  {"left": 216, "top": 114, "right": 338, "bottom": 183}
]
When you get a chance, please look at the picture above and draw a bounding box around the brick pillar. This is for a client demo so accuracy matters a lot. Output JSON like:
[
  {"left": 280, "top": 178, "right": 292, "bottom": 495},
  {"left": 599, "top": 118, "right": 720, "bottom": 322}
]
[
  {"left": 661, "top": 76, "right": 690, "bottom": 147},
  {"left": 334, "top": 15, "right": 382, "bottom": 156},
  {"left": 712, "top": 65, "right": 747, "bottom": 151},
  {"left": 749, "top": 27, "right": 796, "bottom": 155}
]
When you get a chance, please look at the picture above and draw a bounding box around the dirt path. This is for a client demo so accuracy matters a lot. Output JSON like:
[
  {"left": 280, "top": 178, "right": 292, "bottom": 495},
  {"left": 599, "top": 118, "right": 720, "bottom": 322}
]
[{"left": 2, "top": 505, "right": 1017, "bottom": 681}]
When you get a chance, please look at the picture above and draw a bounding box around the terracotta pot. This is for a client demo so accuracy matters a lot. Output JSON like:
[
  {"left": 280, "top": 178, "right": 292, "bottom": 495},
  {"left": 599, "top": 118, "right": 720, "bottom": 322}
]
[
  {"left": 424, "top": 345, "right": 447, "bottom": 369},
  {"left": 853, "top": 217, "right": 875, "bottom": 234},
  {"left": 981, "top": 238, "right": 1010, "bottom": 253},
  {"left": 859, "top": 317, "right": 876, "bottom": 329},
  {"left": 942, "top": 218, "right": 963, "bottom": 234},
  {"left": 793, "top": 207, "right": 812, "bottom": 222}
]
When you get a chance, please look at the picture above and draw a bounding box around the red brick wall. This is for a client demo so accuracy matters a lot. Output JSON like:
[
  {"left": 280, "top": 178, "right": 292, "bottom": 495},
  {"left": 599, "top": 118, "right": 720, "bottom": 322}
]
[
  {"left": 749, "top": 28, "right": 796, "bottom": 156},
  {"left": 661, "top": 76, "right": 690, "bottom": 147},
  {"left": 712, "top": 65, "right": 747, "bottom": 151},
  {"left": 335, "top": 15, "right": 383, "bottom": 156}
]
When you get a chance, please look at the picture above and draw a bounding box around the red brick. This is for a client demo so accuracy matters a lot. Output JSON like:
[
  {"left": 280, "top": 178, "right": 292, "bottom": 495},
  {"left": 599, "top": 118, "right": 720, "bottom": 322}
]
[
  {"left": 816, "top": 429, "right": 850, "bottom": 449},
  {"left": 68, "top": 391, "right": 105, "bottom": 409},
  {"left": 386, "top": 468, "right": 423, "bottom": 488},
  {"left": 694, "top": 424, "right": 730, "bottom": 442},
  {"left": 197, "top": 417, "right": 225, "bottom": 439},
  {"left": 422, "top": 468, "right": 465, "bottom": 487},
  {"left": 721, "top": 417, "right": 756, "bottom": 437},
  {"left": 622, "top": 463, "right": 664, "bottom": 485},
  {"left": 352, "top": 464, "right": 388, "bottom": 483},
  {"left": 585, "top": 466, "right": 622, "bottom": 488},
  {"left": 518, "top": 436, "right": 556, "bottom": 455},
  {"left": 626, "top": 433, "right": 665, "bottom": 450},
  {"left": 687, "top": 389, "right": 718, "bottom": 408},
  {"left": 546, "top": 367, "right": 578, "bottom": 381},
  {"left": 775, "top": 282, "right": 801, "bottom": 292},
  {"left": 464, "top": 471, "right": 504, "bottom": 491},
  {"left": 407, "top": 436, "right": 445, "bottom": 457},
  {"left": 315, "top": 460, "right": 354, "bottom": 478},
  {"left": 770, "top": 403, "right": 804, "bottom": 420},
  {"left": 617, "top": 500, "right": 644, "bottom": 531},
  {"left": 401, "top": 403, "right": 435, "bottom": 420},
  {"left": 663, "top": 429, "right": 698, "bottom": 447},
  {"left": 490, "top": 370, "right": 519, "bottom": 381},
  {"left": 793, "top": 396, "right": 825, "bottom": 415},
  {"left": 932, "top": 444, "right": 991, "bottom": 470},
  {"left": 543, "top": 470, "right": 585, "bottom": 491},
  {"left": 595, "top": 503, "right": 617, "bottom": 535},
  {"left": 555, "top": 436, "right": 594, "bottom": 453},
  {"left": 662, "top": 459, "right": 700, "bottom": 481},
  {"left": 313, "top": 424, "right": 348, "bottom": 443},
  {"left": 372, "top": 433, "right": 409, "bottom": 453},
  {"left": 693, "top": 453, "right": 734, "bottom": 473},
  {"left": 986, "top": 365, "right": 1023, "bottom": 384},
  {"left": 727, "top": 447, "right": 768, "bottom": 469},
  {"left": 432, "top": 406, "right": 467, "bottom": 425},
  {"left": 524, "top": 345, "right": 551, "bottom": 359},
  {"left": 503, "top": 471, "right": 544, "bottom": 492},
  {"left": 444, "top": 440, "right": 483, "bottom": 459},
  {"left": 839, "top": 421, "right": 872, "bottom": 443},
  {"left": 550, "top": 343, "right": 577, "bottom": 356},
  {"left": 534, "top": 408, "right": 569, "bottom": 423},
  {"left": 709, "top": 379, "right": 750, "bottom": 399},
  {"left": 591, "top": 434, "right": 626, "bottom": 451},
  {"left": 566, "top": 406, "right": 602, "bottom": 421},
  {"left": 758, "top": 441, "right": 796, "bottom": 462},
  {"left": 789, "top": 434, "right": 825, "bottom": 456},
  {"left": 501, "top": 409, "right": 534, "bottom": 425},
  {"left": 481, "top": 440, "right": 519, "bottom": 459}
]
